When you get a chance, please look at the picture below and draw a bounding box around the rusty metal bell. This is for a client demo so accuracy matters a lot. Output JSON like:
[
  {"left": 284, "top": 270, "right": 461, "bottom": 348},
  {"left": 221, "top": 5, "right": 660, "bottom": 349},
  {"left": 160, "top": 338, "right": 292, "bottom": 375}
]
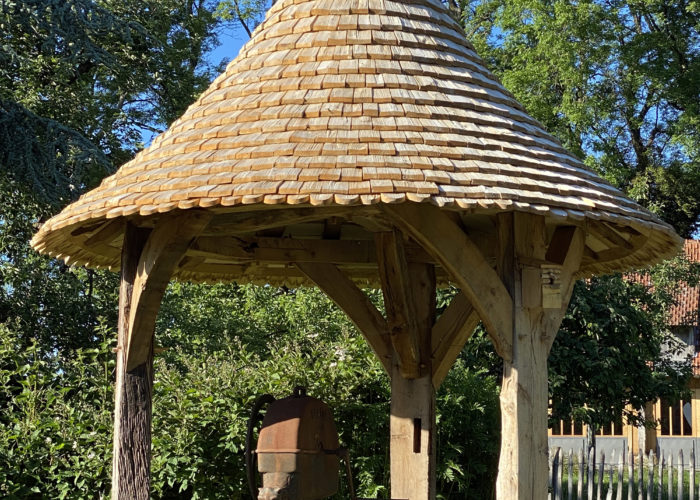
[{"left": 255, "top": 387, "right": 340, "bottom": 500}]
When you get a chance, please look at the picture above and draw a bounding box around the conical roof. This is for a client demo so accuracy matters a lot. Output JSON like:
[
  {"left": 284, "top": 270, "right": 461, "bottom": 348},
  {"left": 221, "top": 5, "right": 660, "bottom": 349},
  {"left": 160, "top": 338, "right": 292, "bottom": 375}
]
[{"left": 32, "top": 0, "right": 681, "bottom": 282}]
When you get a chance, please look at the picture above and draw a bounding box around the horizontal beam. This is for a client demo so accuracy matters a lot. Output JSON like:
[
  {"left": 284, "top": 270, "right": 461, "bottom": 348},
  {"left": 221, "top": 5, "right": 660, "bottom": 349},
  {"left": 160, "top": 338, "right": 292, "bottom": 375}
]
[
  {"left": 204, "top": 207, "right": 353, "bottom": 235},
  {"left": 188, "top": 236, "right": 434, "bottom": 265}
]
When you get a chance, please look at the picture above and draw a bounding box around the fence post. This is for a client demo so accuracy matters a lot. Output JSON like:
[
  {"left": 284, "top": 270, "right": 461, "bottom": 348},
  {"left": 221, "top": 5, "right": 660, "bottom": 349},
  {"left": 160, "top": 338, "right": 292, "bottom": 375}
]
[
  {"left": 579, "top": 447, "right": 585, "bottom": 500},
  {"left": 679, "top": 450, "right": 684, "bottom": 500},
  {"left": 638, "top": 449, "right": 643, "bottom": 500},
  {"left": 628, "top": 448, "right": 634, "bottom": 500},
  {"left": 589, "top": 447, "right": 596, "bottom": 500},
  {"left": 607, "top": 449, "right": 615, "bottom": 500},
  {"left": 618, "top": 448, "right": 625, "bottom": 500},
  {"left": 658, "top": 452, "right": 663, "bottom": 500},
  {"left": 550, "top": 447, "right": 554, "bottom": 500},
  {"left": 598, "top": 451, "right": 605, "bottom": 500},
  {"left": 556, "top": 448, "right": 563, "bottom": 500},
  {"left": 647, "top": 450, "right": 654, "bottom": 499},
  {"left": 569, "top": 449, "right": 574, "bottom": 500},
  {"left": 668, "top": 452, "right": 674, "bottom": 500},
  {"left": 691, "top": 448, "right": 696, "bottom": 500}
]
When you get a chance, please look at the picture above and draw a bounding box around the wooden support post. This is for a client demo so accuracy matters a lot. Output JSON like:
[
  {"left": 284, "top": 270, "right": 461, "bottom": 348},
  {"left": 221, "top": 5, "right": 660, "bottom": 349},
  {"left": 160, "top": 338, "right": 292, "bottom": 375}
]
[
  {"left": 112, "top": 212, "right": 211, "bottom": 499},
  {"left": 495, "top": 213, "right": 583, "bottom": 500},
  {"left": 113, "top": 223, "right": 151, "bottom": 500},
  {"left": 387, "top": 259, "right": 436, "bottom": 500},
  {"left": 391, "top": 366, "right": 436, "bottom": 500}
]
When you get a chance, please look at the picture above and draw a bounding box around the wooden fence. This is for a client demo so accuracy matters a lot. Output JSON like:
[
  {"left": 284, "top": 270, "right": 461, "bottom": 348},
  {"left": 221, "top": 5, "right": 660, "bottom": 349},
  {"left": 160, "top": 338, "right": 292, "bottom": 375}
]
[{"left": 548, "top": 447, "right": 698, "bottom": 500}]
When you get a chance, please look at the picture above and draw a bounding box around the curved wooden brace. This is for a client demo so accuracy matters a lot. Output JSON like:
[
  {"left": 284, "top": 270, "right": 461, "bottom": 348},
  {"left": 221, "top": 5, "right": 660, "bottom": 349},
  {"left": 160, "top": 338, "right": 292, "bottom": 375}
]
[
  {"left": 296, "top": 262, "right": 392, "bottom": 373},
  {"left": 125, "top": 211, "right": 212, "bottom": 371},
  {"left": 383, "top": 204, "right": 513, "bottom": 361},
  {"left": 430, "top": 291, "right": 479, "bottom": 388},
  {"left": 113, "top": 212, "right": 211, "bottom": 500}
]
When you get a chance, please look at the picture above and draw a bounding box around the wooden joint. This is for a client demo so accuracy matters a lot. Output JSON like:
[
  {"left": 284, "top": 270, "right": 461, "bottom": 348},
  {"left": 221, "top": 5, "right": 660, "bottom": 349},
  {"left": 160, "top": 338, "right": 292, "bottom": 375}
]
[
  {"left": 541, "top": 265, "right": 563, "bottom": 309},
  {"left": 123, "top": 211, "right": 212, "bottom": 371},
  {"left": 384, "top": 203, "right": 513, "bottom": 362}
]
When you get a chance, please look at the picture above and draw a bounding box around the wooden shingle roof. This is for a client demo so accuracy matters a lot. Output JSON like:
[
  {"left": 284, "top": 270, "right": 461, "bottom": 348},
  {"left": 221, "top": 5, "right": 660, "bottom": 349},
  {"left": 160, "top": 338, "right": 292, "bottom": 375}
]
[{"left": 31, "top": 0, "right": 682, "bottom": 282}]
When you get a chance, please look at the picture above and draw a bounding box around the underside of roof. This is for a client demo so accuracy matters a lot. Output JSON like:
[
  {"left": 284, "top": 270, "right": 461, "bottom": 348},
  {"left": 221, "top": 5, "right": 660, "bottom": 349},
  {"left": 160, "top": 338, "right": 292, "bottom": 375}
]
[{"left": 31, "top": 0, "right": 682, "bottom": 283}]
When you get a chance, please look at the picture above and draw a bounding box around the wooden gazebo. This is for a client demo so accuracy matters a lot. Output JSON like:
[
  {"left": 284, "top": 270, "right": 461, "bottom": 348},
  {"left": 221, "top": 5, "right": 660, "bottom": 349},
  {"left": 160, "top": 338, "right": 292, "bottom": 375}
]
[{"left": 32, "top": 0, "right": 682, "bottom": 498}]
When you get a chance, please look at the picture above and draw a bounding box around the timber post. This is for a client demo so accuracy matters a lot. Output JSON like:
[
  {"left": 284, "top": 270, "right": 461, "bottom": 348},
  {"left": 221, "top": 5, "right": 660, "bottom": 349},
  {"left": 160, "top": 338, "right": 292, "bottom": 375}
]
[
  {"left": 495, "top": 213, "right": 584, "bottom": 499},
  {"left": 111, "top": 213, "right": 211, "bottom": 499},
  {"left": 113, "top": 223, "right": 152, "bottom": 500}
]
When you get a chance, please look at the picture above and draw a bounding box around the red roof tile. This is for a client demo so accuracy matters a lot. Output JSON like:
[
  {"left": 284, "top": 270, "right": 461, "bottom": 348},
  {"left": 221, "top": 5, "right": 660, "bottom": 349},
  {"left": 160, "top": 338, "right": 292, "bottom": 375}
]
[
  {"left": 629, "top": 240, "right": 699, "bottom": 326},
  {"left": 673, "top": 240, "right": 700, "bottom": 326}
]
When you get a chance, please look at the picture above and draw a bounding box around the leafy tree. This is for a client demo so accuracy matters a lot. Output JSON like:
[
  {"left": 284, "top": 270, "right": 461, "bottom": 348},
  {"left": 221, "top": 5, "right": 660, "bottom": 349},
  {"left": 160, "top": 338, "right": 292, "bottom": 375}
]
[
  {"left": 461, "top": 0, "right": 700, "bottom": 237},
  {"left": 0, "top": 0, "right": 225, "bottom": 355},
  {"left": 549, "top": 271, "right": 695, "bottom": 437}
]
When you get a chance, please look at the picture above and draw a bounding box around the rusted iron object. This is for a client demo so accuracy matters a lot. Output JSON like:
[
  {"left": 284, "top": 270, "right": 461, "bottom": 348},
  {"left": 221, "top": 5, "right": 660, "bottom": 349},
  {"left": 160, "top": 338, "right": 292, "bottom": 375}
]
[{"left": 256, "top": 387, "right": 340, "bottom": 499}]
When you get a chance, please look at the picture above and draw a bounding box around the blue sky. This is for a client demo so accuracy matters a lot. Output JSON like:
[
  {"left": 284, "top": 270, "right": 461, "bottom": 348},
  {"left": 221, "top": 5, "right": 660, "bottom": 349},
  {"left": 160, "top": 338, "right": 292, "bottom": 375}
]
[{"left": 209, "top": 25, "right": 251, "bottom": 71}]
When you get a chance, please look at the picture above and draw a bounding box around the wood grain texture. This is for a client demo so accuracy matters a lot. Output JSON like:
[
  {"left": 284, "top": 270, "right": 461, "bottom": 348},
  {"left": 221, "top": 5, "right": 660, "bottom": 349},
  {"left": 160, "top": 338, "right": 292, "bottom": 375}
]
[
  {"left": 496, "top": 213, "right": 585, "bottom": 500},
  {"left": 390, "top": 365, "right": 436, "bottom": 500},
  {"left": 126, "top": 211, "right": 212, "bottom": 370},
  {"left": 376, "top": 229, "right": 421, "bottom": 378},
  {"left": 384, "top": 203, "right": 513, "bottom": 361},
  {"left": 496, "top": 212, "right": 550, "bottom": 500},
  {"left": 113, "top": 222, "right": 151, "bottom": 500}
]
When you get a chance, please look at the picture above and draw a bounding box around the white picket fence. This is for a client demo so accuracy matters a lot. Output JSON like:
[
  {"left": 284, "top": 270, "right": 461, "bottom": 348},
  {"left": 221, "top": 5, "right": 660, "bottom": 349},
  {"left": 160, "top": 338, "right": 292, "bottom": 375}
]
[{"left": 548, "top": 447, "right": 698, "bottom": 500}]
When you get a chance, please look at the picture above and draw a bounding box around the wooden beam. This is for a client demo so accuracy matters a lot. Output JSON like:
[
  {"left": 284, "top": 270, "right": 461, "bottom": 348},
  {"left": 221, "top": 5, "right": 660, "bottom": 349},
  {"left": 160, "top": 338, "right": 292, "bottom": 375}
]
[
  {"left": 430, "top": 291, "right": 479, "bottom": 388},
  {"left": 376, "top": 229, "right": 421, "bottom": 378},
  {"left": 383, "top": 203, "right": 513, "bottom": 361},
  {"left": 296, "top": 262, "right": 392, "bottom": 373},
  {"left": 545, "top": 226, "right": 578, "bottom": 265},
  {"left": 585, "top": 232, "right": 646, "bottom": 263},
  {"left": 544, "top": 226, "right": 585, "bottom": 346},
  {"left": 204, "top": 207, "right": 351, "bottom": 235},
  {"left": 590, "top": 220, "right": 633, "bottom": 250},
  {"left": 188, "top": 236, "right": 435, "bottom": 265},
  {"left": 409, "top": 261, "right": 436, "bottom": 375},
  {"left": 84, "top": 219, "right": 124, "bottom": 247},
  {"left": 126, "top": 211, "right": 212, "bottom": 370}
]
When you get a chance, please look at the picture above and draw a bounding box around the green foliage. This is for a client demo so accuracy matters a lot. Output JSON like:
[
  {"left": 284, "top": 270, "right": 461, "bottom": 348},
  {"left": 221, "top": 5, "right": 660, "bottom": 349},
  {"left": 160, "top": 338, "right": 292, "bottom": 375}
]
[
  {"left": 0, "top": 0, "right": 224, "bottom": 205},
  {"left": 0, "top": 286, "right": 502, "bottom": 498},
  {"left": 549, "top": 259, "right": 698, "bottom": 431},
  {"left": 436, "top": 360, "right": 500, "bottom": 499},
  {"left": 0, "top": 322, "right": 114, "bottom": 499}
]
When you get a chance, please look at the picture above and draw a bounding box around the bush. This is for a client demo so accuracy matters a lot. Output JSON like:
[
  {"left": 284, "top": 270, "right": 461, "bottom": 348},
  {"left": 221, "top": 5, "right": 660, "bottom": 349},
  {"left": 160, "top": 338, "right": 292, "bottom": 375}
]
[{"left": 0, "top": 284, "right": 502, "bottom": 498}]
